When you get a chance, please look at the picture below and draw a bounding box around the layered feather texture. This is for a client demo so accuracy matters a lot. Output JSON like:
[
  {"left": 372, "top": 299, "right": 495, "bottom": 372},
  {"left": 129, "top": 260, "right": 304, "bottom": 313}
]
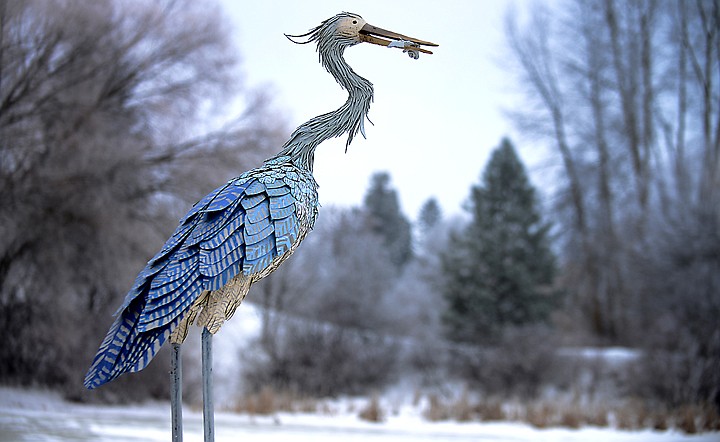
[{"left": 84, "top": 161, "right": 318, "bottom": 389}]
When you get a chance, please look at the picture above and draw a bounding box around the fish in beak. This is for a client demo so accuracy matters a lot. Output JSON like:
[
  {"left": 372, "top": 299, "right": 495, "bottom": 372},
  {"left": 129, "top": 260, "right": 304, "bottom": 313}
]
[{"left": 359, "top": 23, "right": 438, "bottom": 56}]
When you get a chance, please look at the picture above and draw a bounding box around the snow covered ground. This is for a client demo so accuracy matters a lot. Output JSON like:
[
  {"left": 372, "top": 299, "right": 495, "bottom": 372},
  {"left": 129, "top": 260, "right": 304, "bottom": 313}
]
[
  {"left": 2, "top": 306, "right": 716, "bottom": 441},
  {"left": 1, "top": 387, "right": 717, "bottom": 442}
]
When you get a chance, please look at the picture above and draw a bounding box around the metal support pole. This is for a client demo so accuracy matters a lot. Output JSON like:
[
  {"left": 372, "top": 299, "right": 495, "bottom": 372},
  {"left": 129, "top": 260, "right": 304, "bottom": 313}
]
[
  {"left": 170, "top": 343, "right": 183, "bottom": 442},
  {"left": 202, "top": 327, "right": 214, "bottom": 442}
]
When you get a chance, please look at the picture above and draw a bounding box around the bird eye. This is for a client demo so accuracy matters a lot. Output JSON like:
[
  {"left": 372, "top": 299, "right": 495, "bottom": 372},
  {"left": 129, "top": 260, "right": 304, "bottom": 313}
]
[{"left": 352, "top": 20, "right": 357, "bottom": 25}]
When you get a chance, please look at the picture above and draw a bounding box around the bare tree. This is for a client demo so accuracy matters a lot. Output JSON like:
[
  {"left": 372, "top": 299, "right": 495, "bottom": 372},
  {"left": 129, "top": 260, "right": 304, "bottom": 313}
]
[
  {"left": 0, "top": 0, "right": 285, "bottom": 400},
  {"left": 506, "top": 0, "right": 720, "bottom": 343}
]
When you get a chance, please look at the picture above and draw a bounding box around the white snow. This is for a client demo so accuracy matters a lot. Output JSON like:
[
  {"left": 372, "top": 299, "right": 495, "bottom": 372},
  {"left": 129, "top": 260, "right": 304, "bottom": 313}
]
[
  {"left": 1, "top": 386, "right": 717, "bottom": 442},
  {"left": 210, "top": 303, "right": 264, "bottom": 407},
  {"left": 1, "top": 306, "right": 715, "bottom": 441}
]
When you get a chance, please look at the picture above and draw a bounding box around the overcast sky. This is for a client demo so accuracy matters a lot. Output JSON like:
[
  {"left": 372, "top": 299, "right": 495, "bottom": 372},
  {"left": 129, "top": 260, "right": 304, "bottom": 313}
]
[{"left": 219, "top": 0, "right": 536, "bottom": 219}]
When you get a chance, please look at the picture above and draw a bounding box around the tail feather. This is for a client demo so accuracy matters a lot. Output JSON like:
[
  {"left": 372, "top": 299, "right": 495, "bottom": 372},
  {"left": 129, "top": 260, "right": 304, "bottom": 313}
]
[{"left": 84, "top": 296, "right": 179, "bottom": 389}]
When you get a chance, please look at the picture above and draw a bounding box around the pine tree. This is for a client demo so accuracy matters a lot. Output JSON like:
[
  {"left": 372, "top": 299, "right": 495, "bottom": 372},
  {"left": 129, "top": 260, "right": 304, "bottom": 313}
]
[
  {"left": 363, "top": 172, "right": 412, "bottom": 267},
  {"left": 441, "top": 138, "right": 556, "bottom": 343},
  {"left": 418, "top": 197, "right": 442, "bottom": 235},
  {"left": 417, "top": 197, "right": 442, "bottom": 257}
]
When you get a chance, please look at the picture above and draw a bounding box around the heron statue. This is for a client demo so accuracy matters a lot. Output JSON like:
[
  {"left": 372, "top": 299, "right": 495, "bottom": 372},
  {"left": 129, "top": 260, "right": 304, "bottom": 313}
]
[{"left": 84, "top": 12, "right": 436, "bottom": 441}]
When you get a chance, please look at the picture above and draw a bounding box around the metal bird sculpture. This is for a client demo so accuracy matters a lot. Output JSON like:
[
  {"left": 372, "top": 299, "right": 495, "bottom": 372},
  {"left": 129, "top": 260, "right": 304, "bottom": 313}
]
[{"left": 85, "top": 11, "right": 436, "bottom": 441}]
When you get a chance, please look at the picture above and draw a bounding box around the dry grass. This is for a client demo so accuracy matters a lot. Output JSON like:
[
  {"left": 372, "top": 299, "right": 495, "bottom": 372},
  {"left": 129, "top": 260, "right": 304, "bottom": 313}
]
[
  {"left": 676, "top": 405, "right": 698, "bottom": 434},
  {"left": 704, "top": 406, "right": 720, "bottom": 431},
  {"left": 232, "top": 386, "right": 717, "bottom": 434},
  {"left": 526, "top": 402, "right": 555, "bottom": 428},
  {"left": 650, "top": 410, "right": 669, "bottom": 431},
  {"left": 423, "top": 394, "right": 450, "bottom": 422},
  {"left": 559, "top": 407, "right": 584, "bottom": 429},
  {"left": 417, "top": 390, "right": 717, "bottom": 434},
  {"left": 585, "top": 405, "right": 609, "bottom": 427},
  {"left": 615, "top": 400, "right": 647, "bottom": 430},
  {"left": 359, "top": 394, "right": 386, "bottom": 422},
  {"left": 233, "top": 387, "right": 317, "bottom": 415},
  {"left": 452, "top": 390, "right": 473, "bottom": 422},
  {"left": 475, "top": 399, "right": 505, "bottom": 421}
]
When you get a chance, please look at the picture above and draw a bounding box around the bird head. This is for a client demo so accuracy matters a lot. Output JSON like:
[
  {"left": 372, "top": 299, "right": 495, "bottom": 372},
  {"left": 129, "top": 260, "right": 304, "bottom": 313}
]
[{"left": 286, "top": 12, "right": 437, "bottom": 58}]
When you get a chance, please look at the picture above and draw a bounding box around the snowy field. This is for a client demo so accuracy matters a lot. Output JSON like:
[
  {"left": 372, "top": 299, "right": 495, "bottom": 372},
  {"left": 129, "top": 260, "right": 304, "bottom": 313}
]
[
  {"left": 2, "top": 308, "right": 715, "bottom": 441},
  {"left": 1, "top": 387, "right": 718, "bottom": 442}
]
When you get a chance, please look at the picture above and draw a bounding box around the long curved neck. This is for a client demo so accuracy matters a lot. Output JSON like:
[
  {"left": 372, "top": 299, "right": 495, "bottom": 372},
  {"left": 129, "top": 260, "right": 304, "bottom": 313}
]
[{"left": 270, "top": 45, "right": 374, "bottom": 172}]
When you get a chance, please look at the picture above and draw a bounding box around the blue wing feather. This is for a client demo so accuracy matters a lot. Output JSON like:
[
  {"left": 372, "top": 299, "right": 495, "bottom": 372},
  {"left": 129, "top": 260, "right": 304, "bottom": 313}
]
[
  {"left": 139, "top": 278, "right": 205, "bottom": 331},
  {"left": 245, "top": 223, "right": 274, "bottom": 245},
  {"left": 244, "top": 180, "right": 266, "bottom": 195},
  {"left": 201, "top": 246, "right": 244, "bottom": 278},
  {"left": 240, "top": 193, "right": 266, "bottom": 210},
  {"left": 148, "top": 267, "right": 196, "bottom": 297},
  {"left": 245, "top": 201, "right": 270, "bottom": 224},
  {"left": 204, "top": 181, "right": 250, "bottom": 213},
  {"left": 188, "top": 198, "right": 244, "bottom": 245},
  {"left": 201, "top": 233, "right": 244, "bottom": 270},
  {"left": 146, "top": 275, "right": 203, "bottom": 313},
  {"left": 245, "top": 234, "right": 275, "bottom": 261},
  {"left": 151, "top": 256, "right": 196, "bottom": 289},
  {"left": 244, "top": 213, "right": 272, "bottom": 236},
  {"left": 243, "top": 254, "right": 274, "bottom": 274},
  {"left": 201, "top": 213, "right": 244, "bottom": 250},
  {"left": 266, "top": 186, "right": 290, "bottom": 197},
  {"left": 274, "top": 213, "right": 299, "bottom": 238},
  {"left": 265, "top": 179, "right": 287, "bottom": 189},
  {"left": 85, "top": 296, "right": 180, "bottom": 389},
  {"left": 206, "top": 261, "right": 242, "bottom": 291},
  {"left": 270, "top": 203, "right": 295, "bottom": 220},
  {"left": 270, "top": 193, "right": 295, "bottom": 210},
  {"left": 85, "top": 175, "right": 306, "bottom": 389}
]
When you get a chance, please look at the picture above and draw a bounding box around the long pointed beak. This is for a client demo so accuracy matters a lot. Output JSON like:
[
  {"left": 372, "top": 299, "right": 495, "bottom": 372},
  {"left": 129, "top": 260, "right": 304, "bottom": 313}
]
[{"left": 359, "top": 23, "right": 438, "bottom": 55}]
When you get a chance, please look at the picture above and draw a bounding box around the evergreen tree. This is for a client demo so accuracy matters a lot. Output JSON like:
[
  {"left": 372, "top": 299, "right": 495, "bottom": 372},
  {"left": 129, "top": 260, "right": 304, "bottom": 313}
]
[
  {"left": 363, "top": 172, "right": 412, "bottom": 267},
  {"left": 417, "top": 197, "right": 442, "bottom": 257},
  {"left": 418, "top": 197, "right": 442, "bottom": 234},
  {"left": 441, "top": 139, "right": 556, "bottom": 343}
]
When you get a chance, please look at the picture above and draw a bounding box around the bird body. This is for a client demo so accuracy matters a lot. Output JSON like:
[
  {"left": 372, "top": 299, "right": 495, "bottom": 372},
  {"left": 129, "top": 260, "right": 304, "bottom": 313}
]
[
  {"left": 85, "top": 12, "right": 437, "bottom": 390},
  {"left": 84, "top": 149, "right": 319, "bottom": 389},
  {"left": 172, "top": 158, "right": 320, "bottom": 340}
]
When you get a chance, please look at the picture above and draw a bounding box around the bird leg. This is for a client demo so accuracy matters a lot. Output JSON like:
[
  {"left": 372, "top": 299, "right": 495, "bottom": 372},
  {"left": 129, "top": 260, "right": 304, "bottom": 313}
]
[
  {"left": 170, "top": 343, "right": 183, "bottom": 442},
  {"left": 202, "top": 327, "right": 214, "bottom": 442},
  {"left": 168, "top": 274, "right": 251, "bottom": 441}
]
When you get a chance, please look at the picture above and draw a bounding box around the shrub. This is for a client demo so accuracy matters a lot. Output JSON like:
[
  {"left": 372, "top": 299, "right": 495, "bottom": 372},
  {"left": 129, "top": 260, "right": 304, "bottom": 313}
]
[
  {"left": 359, "top": 394, "right": 386, "bottom": 422},
  {"left": 450, "top": 325, "right": 561, "bottom": 399},
  {"left": 244, "top": 322, "right": 398, "bottom": 398}
]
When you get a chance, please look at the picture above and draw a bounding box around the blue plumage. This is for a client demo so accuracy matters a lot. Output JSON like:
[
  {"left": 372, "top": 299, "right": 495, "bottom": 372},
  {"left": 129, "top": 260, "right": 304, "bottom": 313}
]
[
  {"left": 84, "top": 170, "right": 318, "bottom": 389},
  {"left": 245, "top": 221, "right": 274, "bottom": 244}
]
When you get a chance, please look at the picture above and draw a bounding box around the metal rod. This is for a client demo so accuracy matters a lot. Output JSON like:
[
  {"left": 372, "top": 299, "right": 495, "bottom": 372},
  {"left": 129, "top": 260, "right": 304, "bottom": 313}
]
[
  {"left": 170, "top": 343, "right": 183, "bottom": 442},
  {"left": 202, "top": 327, "right": 214, "bottom": 442}
]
